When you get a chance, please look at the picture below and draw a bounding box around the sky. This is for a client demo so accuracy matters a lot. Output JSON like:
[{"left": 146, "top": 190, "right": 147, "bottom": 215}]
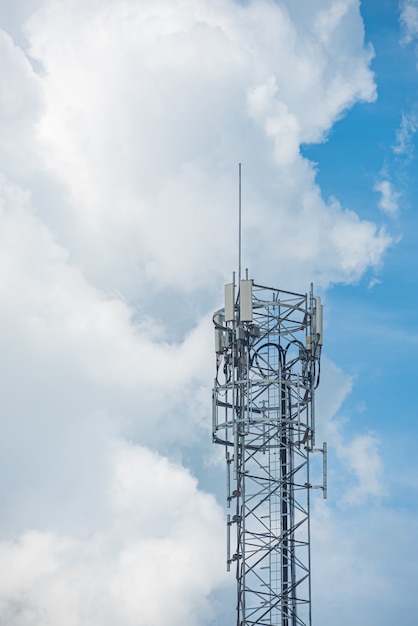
[{"left": 0, "top": 0, "right": 417, "bottom": 624}]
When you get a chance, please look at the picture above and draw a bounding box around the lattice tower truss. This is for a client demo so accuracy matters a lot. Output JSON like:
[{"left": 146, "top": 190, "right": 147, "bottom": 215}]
[{"left": 212, "top": 277, "right": 326, "bottom": 626}]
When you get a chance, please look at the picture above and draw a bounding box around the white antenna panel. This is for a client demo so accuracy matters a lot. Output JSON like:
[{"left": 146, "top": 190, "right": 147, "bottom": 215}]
[
  {"left": 240, "top": 280, "right": 253, "bottom": 322},
  {"left": 214, "top": 312, "right": 225, "bottom": 354},
  {"left": 315, "top": 297, "right": 323, "bottom": 346},
  {"left": 224, "top": 283, "right": 235, "bottom": 322}
]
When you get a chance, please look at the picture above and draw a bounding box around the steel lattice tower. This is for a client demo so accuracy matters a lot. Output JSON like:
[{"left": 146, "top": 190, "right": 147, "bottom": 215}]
[{"left": 212, "top": 276, "right": 326, "bottom": 626}]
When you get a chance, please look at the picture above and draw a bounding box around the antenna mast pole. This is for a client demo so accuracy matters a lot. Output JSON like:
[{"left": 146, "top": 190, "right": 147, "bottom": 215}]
[{"left": 238, "top": 162, "right": 242, "bottom": 283}]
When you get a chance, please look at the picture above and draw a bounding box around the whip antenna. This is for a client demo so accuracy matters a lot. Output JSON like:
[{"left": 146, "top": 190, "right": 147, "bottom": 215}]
[{"left": 238, "top": 162, "right": 242, "bottom": 283}]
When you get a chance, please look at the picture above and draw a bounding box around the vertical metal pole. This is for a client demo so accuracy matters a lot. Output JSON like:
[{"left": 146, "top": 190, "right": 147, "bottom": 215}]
[
  {"left": 323, "top": 442, "right": 328, "bottom": 499},
  {"left": 307, "top": 450, "right": 312, "bottom": 626},
  {"left": 310, "top": 284, "right": 316, "bottom": 448},
  {"left": 280, "top": 379, "right": 289, "bottom": 626},
  {"left": 238, "top": 163, "right": 242, "bottom": 283}
]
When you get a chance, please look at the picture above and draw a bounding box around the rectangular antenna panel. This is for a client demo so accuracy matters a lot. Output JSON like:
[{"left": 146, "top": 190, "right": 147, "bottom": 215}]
[
  {"left": 240, "top": 280, "right": 253, "bottom": 322},
  {"left": 315, "top": 297, "right": 323, "bottom": 345},
  {"left": 214, "top": 312, "right": 225, "bottom": 354},
  {"left": 224, "top": 283, "right": 235, "bottom": 322}
]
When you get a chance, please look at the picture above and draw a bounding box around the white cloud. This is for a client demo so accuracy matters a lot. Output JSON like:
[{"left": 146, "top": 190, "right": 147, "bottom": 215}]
[
  {"left": 311, "top": 499, "right": 418, "bottom": 625},
  {"left": 0, "top": 174, "right": 222, "bottom": 547},
  {"left": 0, "top": 177, "right": 216, "bottom": 461},
  {"left": 400, "top": 0, "right": 418, "bottom": 44},
  {"left": 7, "top": 0, "right": 383, "bottom": 298},
  {"left": 393, "top": 110, "right": 418, "bottom": 155},
  {"left": 247, "top": 77, "right": 301, "bottom": 165},
  {"left": 315, "top": 357, "right": 384, "bottom": 505},
  {"left": 315, "top": 356, "right": 353, "bottom": 441},
  {"left": 337, "top": 431, "right": 384, "bottom": 504},
  {"left": 0, "top": 29, "right": 41, "bottom": 127},
  {"left": 374, "top": 179, "right": 400, "bottom": 216},
  {"left": 326, "top": 417, "right": 385, "bottom": 506},
  {"left": 368, "top": 276, "right": 382, "bottom": 288},
  {"left": 0, "top": 28, "right": 44, "bottom": 180},
  {"left": 0, "top": 441, "right": 228, "bottom": 626},
  {"left": 313, "top": 1, "right": 350, "bottom": 44}
]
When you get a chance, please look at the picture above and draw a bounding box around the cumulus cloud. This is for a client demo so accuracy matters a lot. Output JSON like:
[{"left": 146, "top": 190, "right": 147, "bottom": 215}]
[
  {"left": 400, "top": 0, "right": 418, "bottom": 44},
  {"left": 311, "top": 498, "right": 418, "bottom": 625},
  {"left": 0, "top": 176, "right": 216, "bottom": 472},
  {"left": 9, "top": 0, "right": 384, "bottom": 298},
  {"left": 0, "top": 28, "right": 44, "bottom": 180},
  {"left": 326, "top": 418, "right": 384, "bottom": 507},
  {"left": 374, "top": 179, "right": 400, "bottom": 216},
  {"left": 0, "top": 442, "right": 227, "bottom": 626},
  {"left": 337, "top": 431, "right": 384, "bottom": 504},
  {"left": 313, "top": 0, "right": 350, "bottom": 44}
]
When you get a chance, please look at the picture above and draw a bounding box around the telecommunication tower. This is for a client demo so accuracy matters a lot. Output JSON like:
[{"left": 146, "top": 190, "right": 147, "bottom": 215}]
[{"left": 212, "top": 274, "right": 326, "bottom": 626}]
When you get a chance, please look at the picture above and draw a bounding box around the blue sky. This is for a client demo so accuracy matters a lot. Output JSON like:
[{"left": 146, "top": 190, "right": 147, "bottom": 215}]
[
  {"left": 308, "top": 4, "right": 418, "bottom": 620},
  {"left": 0, "top": 0, "right": 417, "bottom": 625},
  {"left": 308, "top": 0, "right": 418, "bottom": 507}
]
